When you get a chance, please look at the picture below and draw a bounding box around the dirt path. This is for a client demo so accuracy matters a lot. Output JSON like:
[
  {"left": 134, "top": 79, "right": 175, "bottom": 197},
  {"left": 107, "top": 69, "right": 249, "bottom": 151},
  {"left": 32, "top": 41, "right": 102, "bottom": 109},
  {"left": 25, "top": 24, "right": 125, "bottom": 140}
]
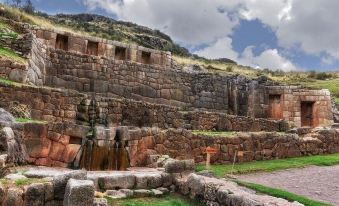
[{"left": 238, "top": 165, "right": 339, "bottom": 205}]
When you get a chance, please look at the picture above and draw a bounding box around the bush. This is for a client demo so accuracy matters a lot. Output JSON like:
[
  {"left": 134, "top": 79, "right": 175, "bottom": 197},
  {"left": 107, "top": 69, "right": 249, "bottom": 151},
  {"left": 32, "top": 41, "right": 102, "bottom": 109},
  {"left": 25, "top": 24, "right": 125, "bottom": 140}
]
[{"left": 226, "top": 65, "right": 233, "bottom": 72}]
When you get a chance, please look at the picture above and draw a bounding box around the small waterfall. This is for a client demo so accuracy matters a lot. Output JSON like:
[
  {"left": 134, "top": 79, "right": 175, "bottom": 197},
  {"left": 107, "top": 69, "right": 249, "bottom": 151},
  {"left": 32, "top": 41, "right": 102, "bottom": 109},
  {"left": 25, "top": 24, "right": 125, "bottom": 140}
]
[{"left": 79, "top": 127, "right": 130, "bottom": 171}]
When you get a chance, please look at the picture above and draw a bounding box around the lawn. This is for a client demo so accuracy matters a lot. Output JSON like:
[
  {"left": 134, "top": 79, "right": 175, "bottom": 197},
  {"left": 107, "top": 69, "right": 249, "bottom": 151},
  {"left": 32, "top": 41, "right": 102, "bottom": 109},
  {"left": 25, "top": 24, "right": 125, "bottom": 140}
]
[
  {"left": 196, "top": 153, "right": 339, "bottom": 177},
  {"left": 111, "top": 195, "right": 205, "bottom": 206},
  {"left": 192, "top": 131, "right": 237, "bottom": 137},
  {"left": 0, "top": 47, "right": 27, "bottom": 64},
  {"left": 236, "top": 181, "right": 330, "bottom": 206}
]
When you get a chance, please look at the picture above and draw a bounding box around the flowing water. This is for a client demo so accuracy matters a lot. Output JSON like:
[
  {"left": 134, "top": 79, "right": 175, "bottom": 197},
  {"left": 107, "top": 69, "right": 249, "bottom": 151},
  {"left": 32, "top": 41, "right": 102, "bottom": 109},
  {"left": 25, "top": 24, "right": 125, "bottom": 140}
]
[{"left": 79, "top": 132, "right": 130, "bottom": 171}]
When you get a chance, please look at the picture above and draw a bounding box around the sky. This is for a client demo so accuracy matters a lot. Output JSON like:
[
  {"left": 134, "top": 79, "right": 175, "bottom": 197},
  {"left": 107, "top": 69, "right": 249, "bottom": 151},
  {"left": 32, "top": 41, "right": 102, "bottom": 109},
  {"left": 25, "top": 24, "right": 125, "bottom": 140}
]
[{"left": 3, "top": 0, "right": 339, "bottom": 72}]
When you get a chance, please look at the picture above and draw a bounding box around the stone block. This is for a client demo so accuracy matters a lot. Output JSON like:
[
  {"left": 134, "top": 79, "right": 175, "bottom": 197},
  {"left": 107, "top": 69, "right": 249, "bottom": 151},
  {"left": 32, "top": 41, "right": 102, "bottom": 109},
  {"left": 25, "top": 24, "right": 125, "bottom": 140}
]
[{"left": 63, "top": 179, "right": 94, "bottom": 206}]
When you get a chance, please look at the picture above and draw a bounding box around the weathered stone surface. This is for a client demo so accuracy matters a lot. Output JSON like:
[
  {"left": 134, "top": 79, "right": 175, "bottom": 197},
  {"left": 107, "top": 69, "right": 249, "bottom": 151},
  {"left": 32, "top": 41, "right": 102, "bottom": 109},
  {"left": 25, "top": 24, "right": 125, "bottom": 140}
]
[
  {"left": 24, "top": 183, "right": 45, "bottom": 206},
  {"left": 63, "top": 178, "right": 94, "bottom": 206},
  {"left": 2, "top": 188, "right": 24, "bottom": 206},
  {"left": 98, "top": 174, "right": 135, "bottom": 190},
  {"left": 5, "top": 173, "right": 27, "bottom": 181},
  {"left": 93, "top": 198, "right": 108, "bottom": 206},
  {"left": 165, "top": 159, "right": 195, "bottom": 173},
  {"left": 53, "top": 170, "right": 87, "bottom": 200},
  {"left": 0, "top": 108, "right": 15, "bottom": 124},
  {"left": 134, "top": 189, "right": 153, "bottom": 198}
]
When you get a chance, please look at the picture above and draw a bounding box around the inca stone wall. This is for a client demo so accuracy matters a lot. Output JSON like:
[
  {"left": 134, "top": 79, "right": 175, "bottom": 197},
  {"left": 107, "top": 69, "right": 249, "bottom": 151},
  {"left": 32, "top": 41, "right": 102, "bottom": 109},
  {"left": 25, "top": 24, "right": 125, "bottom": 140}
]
[
  {"left": 0, "top": 83, "right": 285, "bottom": 132},
  {"left": 128, "top": 127, "right": 339, "bottom": 167},
  {"left": 13, "top": 120, "right": 339, "bottom": 167},
  {"left": 1, "top": 20, "right": 335, "bottom": 127}
]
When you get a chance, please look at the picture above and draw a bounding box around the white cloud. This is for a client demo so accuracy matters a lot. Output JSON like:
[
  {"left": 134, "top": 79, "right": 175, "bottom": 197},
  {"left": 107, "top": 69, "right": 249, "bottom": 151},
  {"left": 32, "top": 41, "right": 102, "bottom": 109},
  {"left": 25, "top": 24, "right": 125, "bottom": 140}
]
[
  {"left": 194, "top": 37, "right": 238, "bottom": 60},
  {"left": 195, "top": 38, "right": 296, "bottom": 71},
  {"left": 238, "top": 46, "right": 296, "bottom": 71},
  {"left": 82, "top": 0, "right": 339, "bottom": 70},
  {"left": 83, "top": 0, "right": 239, "bottom": 45}
]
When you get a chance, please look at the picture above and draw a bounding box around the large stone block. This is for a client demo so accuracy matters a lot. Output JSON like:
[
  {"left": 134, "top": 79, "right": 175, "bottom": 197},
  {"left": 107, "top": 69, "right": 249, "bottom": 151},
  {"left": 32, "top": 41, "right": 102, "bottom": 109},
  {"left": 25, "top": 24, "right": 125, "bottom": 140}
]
[
  {"left": 53, "top": 170, "right": 87, "bottom": 200},
  {"left": 63, "top": 179, "right": 94, "bottom": 206}
]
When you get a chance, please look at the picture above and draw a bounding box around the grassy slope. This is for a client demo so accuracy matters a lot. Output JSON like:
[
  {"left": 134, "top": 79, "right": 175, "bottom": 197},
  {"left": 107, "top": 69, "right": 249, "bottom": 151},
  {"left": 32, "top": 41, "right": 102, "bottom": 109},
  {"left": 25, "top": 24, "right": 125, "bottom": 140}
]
[
  {"left": 111, "top": 195, "right": 205, "bottom": 206},
  {"left": 236, "top": 181, "right": 330, "bottom": 206},
  {"left": 196, "top": 153, "right": 339, "bottom": 177},
  {"left": 0, "top": 47, "right": 26, "bottom": 64}
]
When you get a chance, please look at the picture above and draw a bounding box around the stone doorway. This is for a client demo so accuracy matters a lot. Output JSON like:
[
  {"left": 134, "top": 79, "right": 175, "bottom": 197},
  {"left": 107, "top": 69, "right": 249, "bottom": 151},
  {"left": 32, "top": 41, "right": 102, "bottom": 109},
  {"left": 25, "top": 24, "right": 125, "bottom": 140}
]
[
  {"left": 301, "top": 101, "right": 314, "bottom": 127},
  {"left": 87, "top": 41, "right": 99, "bottom": 56},
  {"left": 269, "top": 95, "right": 282, "bottom": 119},
  {"left": 55, "top": 34, "right": 68, "bottom": 51}
]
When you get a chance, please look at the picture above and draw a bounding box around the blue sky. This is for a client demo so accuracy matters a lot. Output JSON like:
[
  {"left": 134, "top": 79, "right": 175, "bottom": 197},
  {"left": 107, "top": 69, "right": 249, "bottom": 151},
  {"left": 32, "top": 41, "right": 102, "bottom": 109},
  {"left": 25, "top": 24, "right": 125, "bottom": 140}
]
[{"left": 3, "top": 0, "right": 339, "bottom": 72}]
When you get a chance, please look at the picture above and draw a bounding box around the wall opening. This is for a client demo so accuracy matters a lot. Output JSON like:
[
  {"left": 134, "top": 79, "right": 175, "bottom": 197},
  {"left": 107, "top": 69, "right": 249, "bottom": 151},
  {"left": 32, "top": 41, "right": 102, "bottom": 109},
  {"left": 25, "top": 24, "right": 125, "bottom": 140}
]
[
  {"left": 301, "top": 101, "right": 315, "bottom": 127},
  {"left": 268, "top": 94, "right": 282, "bottom": 119},
  {"left": 69, "top": 136, "right": 82, "bottom": 145},
  {"left": 87, "top": 41, "right": 99, "bottom": 56},
  {"left": 55, "top": 34, "right": 68, "bottom": 51},
  {"left": 141, "top": 51, "right": 151, "bottom": 64},
  {"left": 115, "top": 46, "right": 127, "bottom": 60}
]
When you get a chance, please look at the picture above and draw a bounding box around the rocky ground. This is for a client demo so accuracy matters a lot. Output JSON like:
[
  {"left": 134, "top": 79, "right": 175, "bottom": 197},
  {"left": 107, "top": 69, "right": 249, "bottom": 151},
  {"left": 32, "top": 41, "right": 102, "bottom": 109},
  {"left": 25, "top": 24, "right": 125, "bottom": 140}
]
[{"left": 238, "top": 165, "right": 339, "bottom": 205}]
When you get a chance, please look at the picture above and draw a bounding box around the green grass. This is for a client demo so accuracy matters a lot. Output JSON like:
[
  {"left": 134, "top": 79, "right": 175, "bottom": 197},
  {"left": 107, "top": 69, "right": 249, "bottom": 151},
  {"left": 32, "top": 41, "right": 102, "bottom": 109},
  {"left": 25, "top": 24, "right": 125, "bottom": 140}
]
[
  {"left": 15, "top": 118, "right": 47, "bottom": 124},
  {"left": 15, "top": 178, "right": 49, "bottom": 186},
  {"left": 0, "top": 47, "right": 27, "bottom": 64},
  {"left": 236, "top": 181, "right": 330, "bottom": 206},
  {"left": 192, "top": 131, "right": 237, "bottom": 137},
  {"left": 112, "top": 195, "right": 205, "bottom": 206},
  {"left": 302, "top": 78, "right": 339, "bottom": 98},
  {"left": 196, "top": 153, "right": 339, "bottom": 177},
  {"left": 335, "top": 98, "right": 339, "bottom": 105}
]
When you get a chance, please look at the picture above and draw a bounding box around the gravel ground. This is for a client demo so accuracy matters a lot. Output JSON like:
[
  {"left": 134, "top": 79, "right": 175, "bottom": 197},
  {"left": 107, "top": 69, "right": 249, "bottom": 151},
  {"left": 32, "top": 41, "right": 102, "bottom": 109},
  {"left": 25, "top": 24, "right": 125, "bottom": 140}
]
[{"left": 238, "top": 165, "right": 339, "bottom": 205}]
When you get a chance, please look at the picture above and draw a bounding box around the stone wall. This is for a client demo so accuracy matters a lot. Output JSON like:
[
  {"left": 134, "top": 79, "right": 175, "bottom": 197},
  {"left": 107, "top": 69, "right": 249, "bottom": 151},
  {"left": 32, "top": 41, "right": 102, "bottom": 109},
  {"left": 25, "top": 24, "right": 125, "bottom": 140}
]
[
  {"left": 15, "top": 122, "right": 339, "bottom": 168},
  {"left": 128, "top": 127, "right": 339, "bottom": 167},
  {"left": 0, "top": 58, "right": 27, "bottom": 82},
  {"left": 0, "top": 83, "right": 285, "bottom": 132},
  {"left": 2, "top": 19, "right": 334, "bottom": 126},
  {"left": 32, "top": 28, "right": 172, "bottom": 68},
  {"left": 268, "top": 86, "right": 334, "bottom": 127}
]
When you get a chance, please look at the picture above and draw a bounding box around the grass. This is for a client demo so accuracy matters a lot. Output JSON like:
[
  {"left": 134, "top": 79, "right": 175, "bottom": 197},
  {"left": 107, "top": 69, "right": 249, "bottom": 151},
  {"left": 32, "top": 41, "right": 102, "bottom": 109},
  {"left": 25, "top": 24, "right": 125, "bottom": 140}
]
[
  {"left": 301, "top": 78, "right": 339, "bottom": 97},
  {"left": 192, "top": 130, "right": 237, "bottom": 137},
  {"left": 196, "top": 153, "right": 339, "bottom": 177},
  {"left": 0, "top": 77, "right": 24, "bottom": 87},
  {"left": 111, "top": 195, "right": 206, "bottom": 206},
  {"left": 236, "top": 181, "right": 330, "bottom": 206},
  {"left": 335, "top": 98, "right": 339, "bottom": 105},
  {"left": 0, "top": 47, "right": 27, "bottom": 64},
  {"left": 15, "top": 117, "right": 47, "bottom": 124}
]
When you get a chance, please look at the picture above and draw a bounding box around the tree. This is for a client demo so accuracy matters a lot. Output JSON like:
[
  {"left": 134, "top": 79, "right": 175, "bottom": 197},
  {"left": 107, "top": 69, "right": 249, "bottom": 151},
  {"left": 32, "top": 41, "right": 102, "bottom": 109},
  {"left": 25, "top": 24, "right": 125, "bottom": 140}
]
[
  {"left": 23, "top": 0, "right": 34, "bottom": 13},
  {"left": 11, "top": 0, "right": 21, "bottom": 7}
]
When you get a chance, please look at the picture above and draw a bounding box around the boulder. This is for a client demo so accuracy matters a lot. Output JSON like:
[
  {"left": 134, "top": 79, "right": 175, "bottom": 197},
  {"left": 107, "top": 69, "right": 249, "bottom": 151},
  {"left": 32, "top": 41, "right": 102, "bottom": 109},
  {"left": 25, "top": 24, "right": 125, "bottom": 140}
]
[
  {"left": 0, "top": 108, "right": 15, "bottom": 124},
  {"left": 134, "top": 189, "right": 153, "bottom": 198},
  {"left": 98, "top": 174, "right": 135, "bottom": 190},
  {"left": 24, "top": 183, "right": 45, "bottom": 206},
  {"left": 93, "top": 198, "right": 108, "bottom": 206},
  {"left": 118, "top": 189, "right": 134, "bottom": 198},
  {"left": 164, "top": 159, "right": 195, "bottom": 173},
  {"left": 52, "top": 170, "right": 87, "bottom": 200},
  {"left": 63, "top": 179, "right": 94, "bottom": 206},
  {"left": 5, "top": 173, "right": 27, "bottom": 181},
  {"left": 2, "top": 188, "right": 24, "bottom": 206}
]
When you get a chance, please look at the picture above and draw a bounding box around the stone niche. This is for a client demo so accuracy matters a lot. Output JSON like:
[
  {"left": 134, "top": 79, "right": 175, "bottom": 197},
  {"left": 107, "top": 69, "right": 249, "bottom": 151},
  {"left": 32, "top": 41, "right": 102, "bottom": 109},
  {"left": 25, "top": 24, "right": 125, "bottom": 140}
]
[
  {"left": 115, "top": 46, "right": 127, "bottom": 60},
  {"left": 55, "top": 34, "right": 68, "bottom": 51},
  {"left": 86, "top": 40, "right": 99, "bottom": 56},
  {"left": 140, "top": 51, "right": 151, "bottom": 64}
]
